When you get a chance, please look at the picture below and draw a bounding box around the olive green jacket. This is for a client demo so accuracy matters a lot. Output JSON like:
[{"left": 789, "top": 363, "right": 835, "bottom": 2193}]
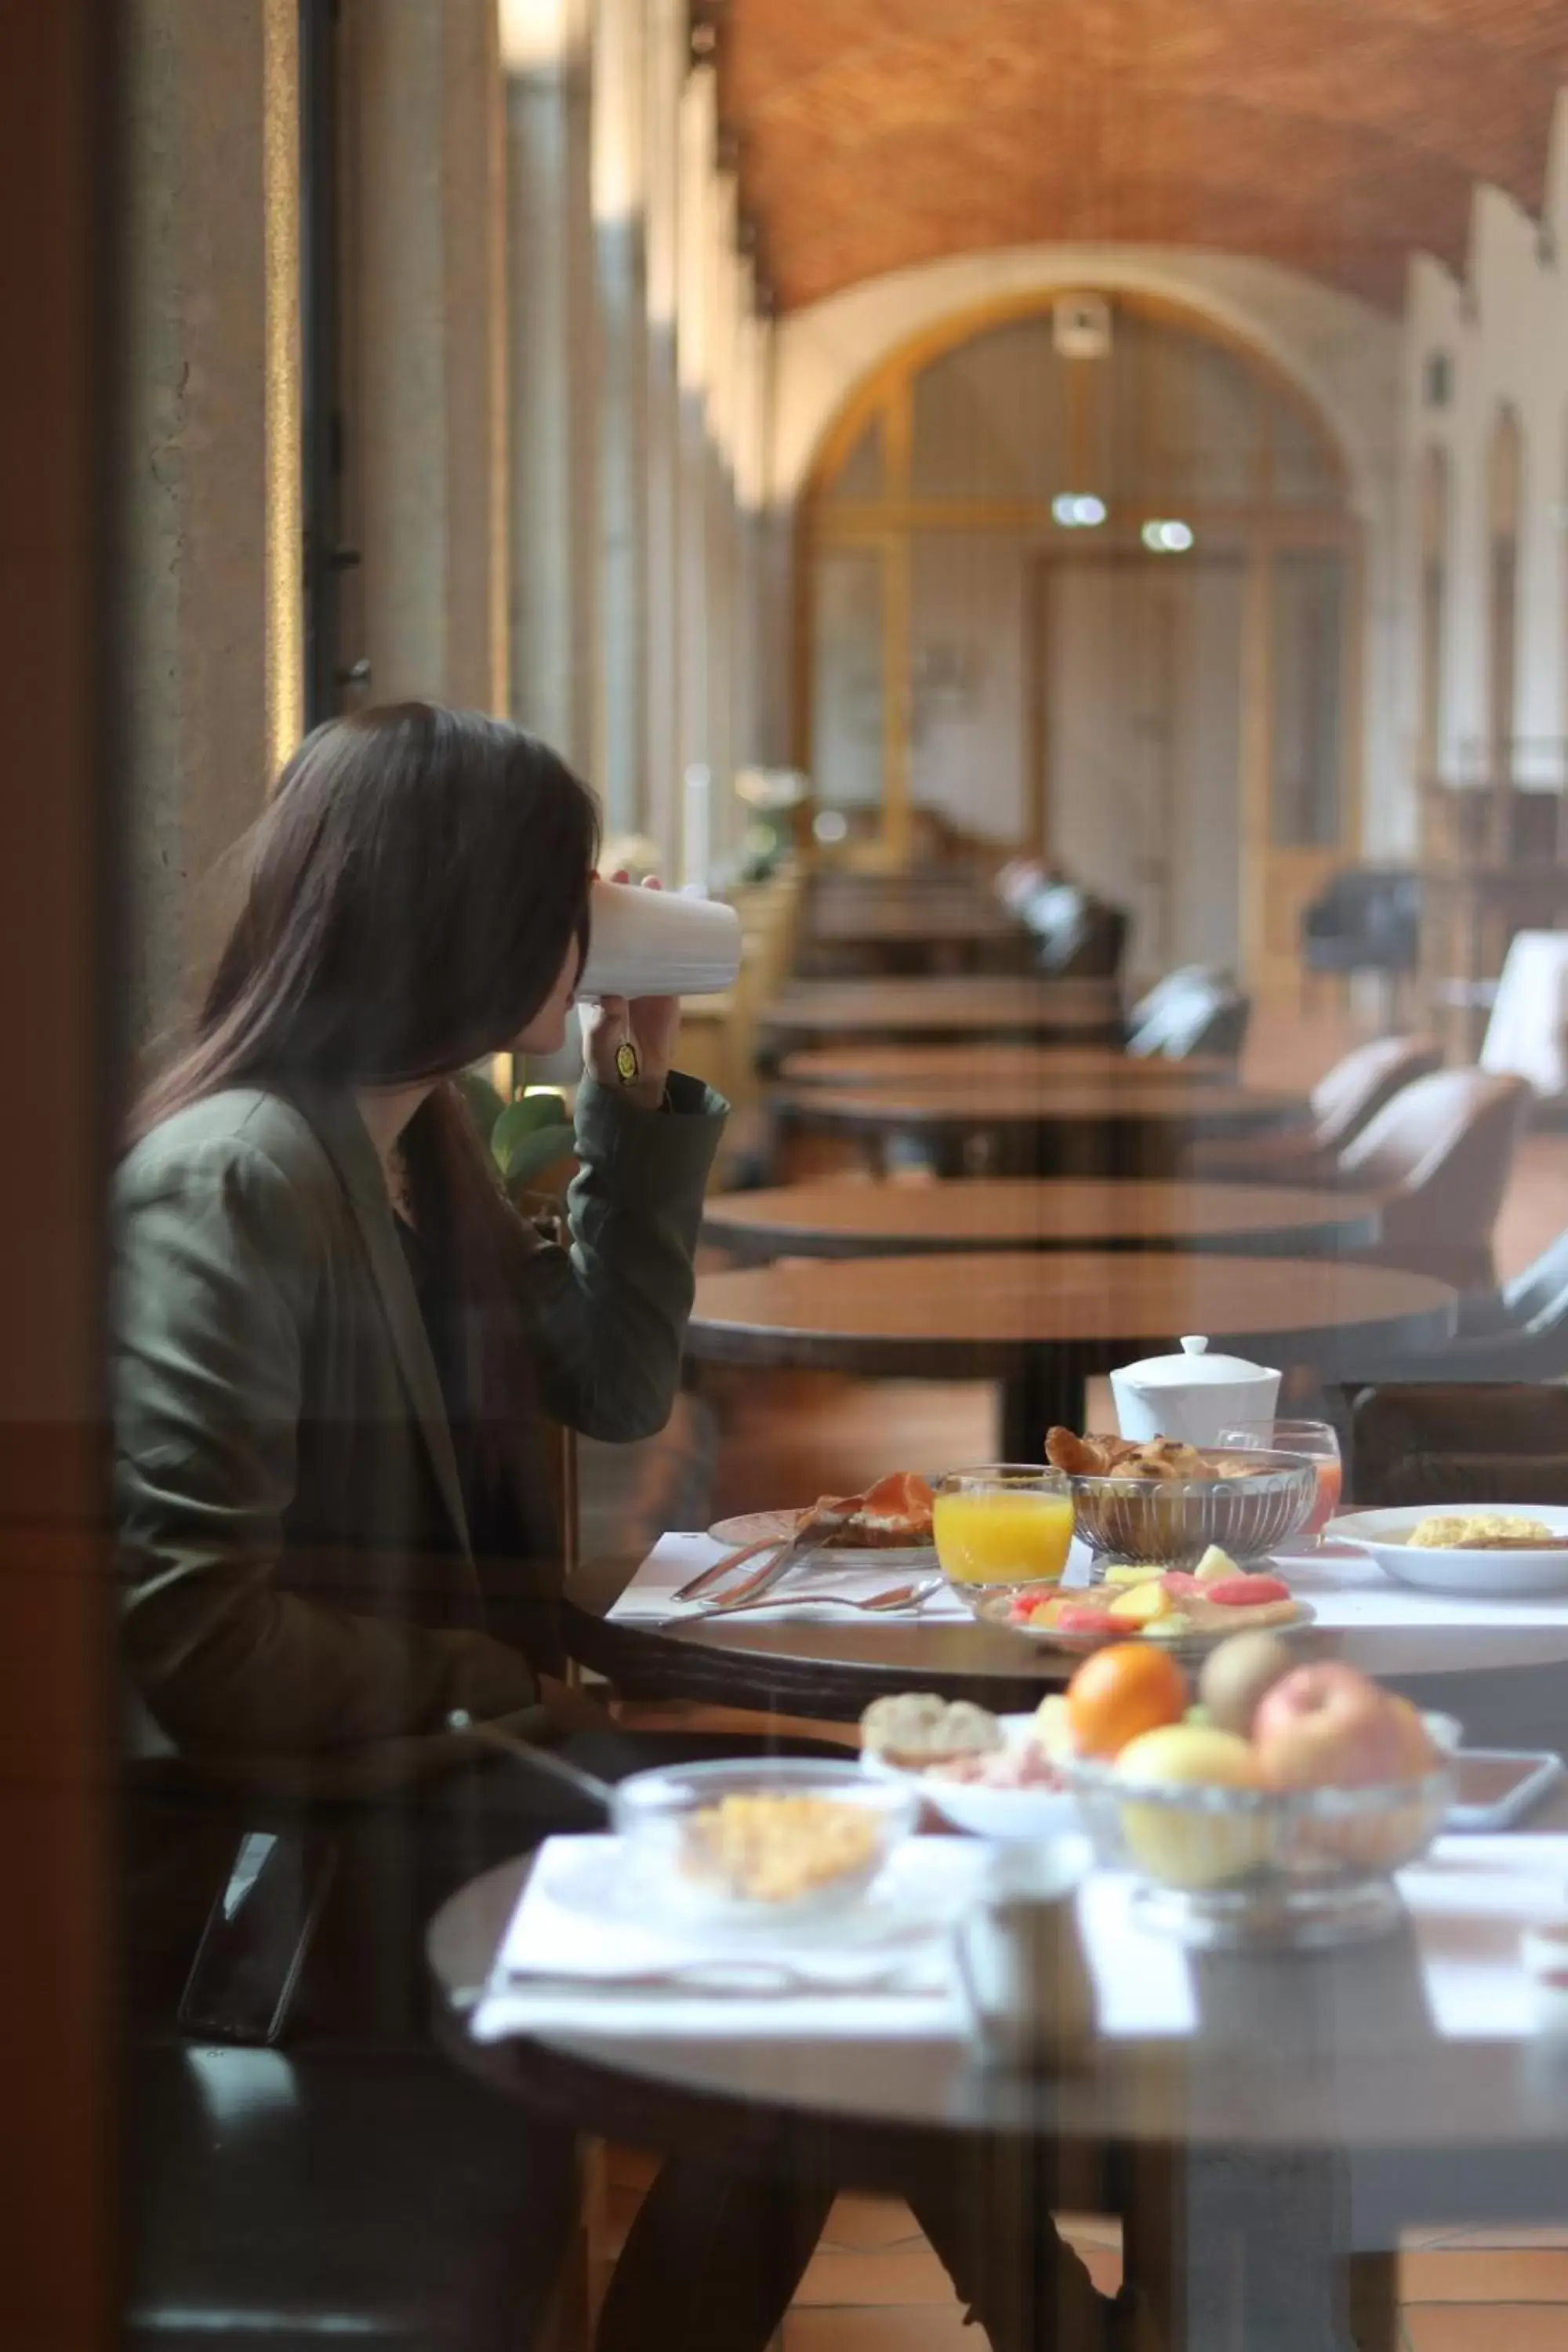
[{"left": 114, "top": 1073, "right": 724, "bottom": 1778}]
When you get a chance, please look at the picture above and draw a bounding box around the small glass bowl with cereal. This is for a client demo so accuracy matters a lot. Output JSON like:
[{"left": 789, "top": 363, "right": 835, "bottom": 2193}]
[{"left": 612, "top": 1758, "right": 918, "bottom": 1929}]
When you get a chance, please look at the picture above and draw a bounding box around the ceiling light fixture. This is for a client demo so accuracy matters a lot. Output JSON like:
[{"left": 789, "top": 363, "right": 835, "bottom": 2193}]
[
  {"left": 1052, "top": 493, "right": 1107, "bottom": 528},
  {"left": 1142, "top": 519, "right": 1195, "bottom": 553}
]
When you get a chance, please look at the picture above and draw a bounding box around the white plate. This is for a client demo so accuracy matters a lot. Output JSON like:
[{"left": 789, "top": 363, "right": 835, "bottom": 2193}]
[
  {"left": 1329, "top": 1504, "right": 1568, "bottom": 1599},
  {"left": 538, "top": 1834, "right": 975, "bottom": 1951},
  {"left": 708, "top": 1506, "right": 935, "bottom": 1571},
  {"left": 863, "top": 1715, "right": 1080, "bottom": 1841}
]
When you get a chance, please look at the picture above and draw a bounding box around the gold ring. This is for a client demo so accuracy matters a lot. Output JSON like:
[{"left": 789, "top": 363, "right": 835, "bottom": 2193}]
[{"left": 615, "top": 1039, "right": 641, "bottom": 1086}]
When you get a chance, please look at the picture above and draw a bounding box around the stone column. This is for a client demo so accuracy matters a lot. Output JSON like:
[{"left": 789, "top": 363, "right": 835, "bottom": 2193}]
[
  {"left": 119, "top": 0, "right": 303, "bottom": 1041},
  {"left": 591, "top": 0, "right": 648, "bottom": 833},
  {"left": 675, "top": 65, "right": 717, "bottom": 880},
  {"left": 503, "top": 3, "right": 597, "bottom": 768},
  {"left": 641, "top": 0, "right": 685, "bottom": 859},
  {"left": 345, "top": 0, "right": 506, "bottom": 712}
]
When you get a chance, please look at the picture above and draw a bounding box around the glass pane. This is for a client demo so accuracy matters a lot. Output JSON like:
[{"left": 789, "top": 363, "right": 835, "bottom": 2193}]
[
  {"left": 1116, "top": 318, "right": 1262, "bottom": 506},
  {"left": 811, "top": 549, "right": 885, "bottom": 808},
  {"left": 909, "top": 318, "right": 1062, "bottom": 501},
  {"left": 909, "top": 533, "right": 1025, "bottom": 841},
  {"left": 1271, "top": 551, "right": 1346, "bottom": 847},
  {"left": 1270, "top": 400, "right": 1341, "bottom": 506},
  {"left": 822, "top": 416, "right": 884, "bottom": 503}
]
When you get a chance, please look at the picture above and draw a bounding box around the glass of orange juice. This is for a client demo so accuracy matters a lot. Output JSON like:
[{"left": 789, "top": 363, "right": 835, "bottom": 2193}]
[
  {"left": 1219, "top": 1419, "right": 1343, "bottom": 1546},
  {"left": 932, "top": 1465, "right": 1076, "bottom": 1613}
]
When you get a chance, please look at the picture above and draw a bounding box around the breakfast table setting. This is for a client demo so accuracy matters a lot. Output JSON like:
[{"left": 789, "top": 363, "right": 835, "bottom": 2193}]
[{"left": 433, "top": 1327, "right": 1568, "bottom": 2351}]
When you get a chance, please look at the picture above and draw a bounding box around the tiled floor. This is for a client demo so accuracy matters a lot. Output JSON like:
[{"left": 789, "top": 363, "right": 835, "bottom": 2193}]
[{"left": 649, "top": 1007, "right": 1568, "bottom": 2349}]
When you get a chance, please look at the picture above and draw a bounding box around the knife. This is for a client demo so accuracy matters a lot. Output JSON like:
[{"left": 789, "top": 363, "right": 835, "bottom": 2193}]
[
  {"left": 684, "top": 1528, "right": 818, "bottom": 1611},
  {"left": 670, "top": 1523, "right": 822, "bottom": 1606}
]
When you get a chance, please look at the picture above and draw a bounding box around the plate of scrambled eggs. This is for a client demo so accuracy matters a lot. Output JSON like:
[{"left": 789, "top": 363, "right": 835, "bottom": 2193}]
[{"left": 1329, "top": 1504, "right": 1568, "bottom": 1597}]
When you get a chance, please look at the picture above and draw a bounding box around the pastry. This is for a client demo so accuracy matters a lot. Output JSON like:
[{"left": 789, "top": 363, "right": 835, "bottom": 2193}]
[{"left": 859, "top": 1692, "right": 1001, "bottom": 1769}]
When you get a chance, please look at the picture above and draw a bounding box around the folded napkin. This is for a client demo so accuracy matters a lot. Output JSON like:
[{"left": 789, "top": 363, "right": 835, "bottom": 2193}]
[
  {"left": 607, "top": 1532, "right": 978, "bottom": 1624},
  {"left": 469, "top": 1834, "right": 986, "bottom": 2042}
]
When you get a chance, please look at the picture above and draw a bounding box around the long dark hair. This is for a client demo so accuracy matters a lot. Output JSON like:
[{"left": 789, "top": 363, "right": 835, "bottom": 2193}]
[{"left": 132, "top": 704, "right": 600, "bottom": 1569}]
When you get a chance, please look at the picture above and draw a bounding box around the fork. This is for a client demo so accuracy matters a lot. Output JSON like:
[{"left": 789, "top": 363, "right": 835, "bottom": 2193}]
[
  {"left": 452, "top": 1957, "right": 938, "bottom": 2009},
  {"left": 696, "top": 1577, "right": 942, "bottom": 1619}
]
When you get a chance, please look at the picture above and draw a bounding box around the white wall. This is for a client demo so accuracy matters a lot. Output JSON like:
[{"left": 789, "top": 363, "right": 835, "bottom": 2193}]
[
  {"left": 771, "top": 244, "right": 1406, "bottom": 855},
  {"left": 1402, "top": 95, "right": 1568, "bottom": 796}
]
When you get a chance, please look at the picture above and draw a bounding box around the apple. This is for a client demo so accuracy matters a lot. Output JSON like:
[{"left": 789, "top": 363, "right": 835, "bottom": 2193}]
[
  {"left": 1114, "top": 1723, "right": 1269, "bottom": 1887},
  {"left": 1252, "top": 1664, "right": 1414, "bottom": 1791}
]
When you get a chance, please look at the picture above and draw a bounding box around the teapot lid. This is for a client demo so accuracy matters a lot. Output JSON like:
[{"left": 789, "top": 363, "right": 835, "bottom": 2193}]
[{"left": 1114, "top": 1334, "right": 1277, "bottom": 1387}]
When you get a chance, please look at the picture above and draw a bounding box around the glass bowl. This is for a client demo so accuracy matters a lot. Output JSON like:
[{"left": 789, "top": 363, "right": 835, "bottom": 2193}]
[
  {"left": 1067, "top": 1447, "right": 1318, "bottom": 1569},
  {"left": 611, "top": 1757, "right": 918, "bottom": 1930},
  {"left": 1065, "top": 1728, "right": 1457, "bottom": 1948}
]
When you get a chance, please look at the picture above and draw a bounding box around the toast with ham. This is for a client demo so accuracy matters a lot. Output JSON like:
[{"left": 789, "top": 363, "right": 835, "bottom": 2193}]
[{"left": 797, "top": 1471, "right": 935, "bottom": 1549}]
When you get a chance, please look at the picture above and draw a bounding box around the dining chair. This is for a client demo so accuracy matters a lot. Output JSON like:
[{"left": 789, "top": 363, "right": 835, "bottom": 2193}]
[
  {"left": 1189, "top": 1033, "right": 1443, "bottom": 1184},
  {"left": 1127, "top": 968, "right": 1250, "bottom": 1062},
  {"left": 1332, "top": 1229, "right": 1568, "bottom": 1385},
  {"left": 1335, "top": 1067, "right": 1531, "bottom": 1290},
  {"left": 124, "top": 2038, "right": 583, "bottom": 2352}
]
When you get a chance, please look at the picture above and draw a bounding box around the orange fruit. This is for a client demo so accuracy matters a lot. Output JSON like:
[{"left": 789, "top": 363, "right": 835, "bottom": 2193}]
[{"left": 1066, "top": 1641, "right": 1189, "bottom": 1759}]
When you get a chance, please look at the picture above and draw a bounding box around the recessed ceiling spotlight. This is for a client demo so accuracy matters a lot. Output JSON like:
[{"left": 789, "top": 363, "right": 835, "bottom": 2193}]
[
  {"left": 1142, "top": 519, "right": 1195, "bottom": 553},
  {"left": 1052, "top": 493, "right": 1107, "bottom": 528}
]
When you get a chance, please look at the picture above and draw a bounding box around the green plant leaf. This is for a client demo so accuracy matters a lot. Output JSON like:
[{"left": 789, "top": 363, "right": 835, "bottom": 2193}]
[
  {"left": 492, "top": 1089, "right": 568, "bottom": 1158},
  {"left": 502, "top": 1123, "right": 575, "bottom": 1189}
]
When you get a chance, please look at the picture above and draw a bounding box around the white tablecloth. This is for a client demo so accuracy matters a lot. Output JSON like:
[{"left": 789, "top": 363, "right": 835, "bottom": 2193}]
[
  {"left": 470, "top": 1832, "right": 1568, "bottom": 2047},
  {"left": 1482, "top": 930, "right": 1568, "bottom": 1098},
  {"left": 611, "top": 1533, "right": 1568, "bottom": 1635}
]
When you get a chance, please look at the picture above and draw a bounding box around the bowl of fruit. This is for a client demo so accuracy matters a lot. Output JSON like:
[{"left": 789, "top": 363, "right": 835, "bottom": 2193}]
[{"left": 1058, "top": 1632, "right": 1457, "bottom": 1947}]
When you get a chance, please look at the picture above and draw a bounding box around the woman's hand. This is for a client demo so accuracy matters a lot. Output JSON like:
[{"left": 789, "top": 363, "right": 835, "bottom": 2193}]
[{"left": 579, "top": 871, "right": 681, "bottom": 1108}]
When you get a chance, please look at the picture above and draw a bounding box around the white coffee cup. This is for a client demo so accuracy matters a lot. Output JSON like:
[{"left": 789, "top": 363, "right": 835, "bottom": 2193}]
[{"left": 576, "top": 879, "right": 742, "bottom": 1003}]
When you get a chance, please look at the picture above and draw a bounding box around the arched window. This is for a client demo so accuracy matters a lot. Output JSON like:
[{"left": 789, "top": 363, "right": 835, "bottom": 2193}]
[{"left": 800, "top": 292, "right": 1356, "bottom": 985}]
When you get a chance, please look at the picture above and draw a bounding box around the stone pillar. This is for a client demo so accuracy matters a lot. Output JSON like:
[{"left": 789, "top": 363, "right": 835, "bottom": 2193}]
[
  {"left": 591, "top": 0, "right": 648, "bottom": 833},
  {"left": 503, "top": 11, "right": 597, "bottom": 768},
  {"left": 641, "top": 0, "right": 685, "bottom": 859},
  {"left": 345, "top": 0, "right": 506, "bottom": 712},
  {"left": 120, "top": 0, "right": 303, "bottom": 1041},
  {"left": 675, "top": 65, "right": 717, "bottom": 880}
]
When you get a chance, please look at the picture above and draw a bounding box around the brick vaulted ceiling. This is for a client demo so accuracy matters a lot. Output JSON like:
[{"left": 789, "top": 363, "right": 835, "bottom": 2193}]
[{"left": 720, "top": 0, "right": 1568, "bottom": 311}]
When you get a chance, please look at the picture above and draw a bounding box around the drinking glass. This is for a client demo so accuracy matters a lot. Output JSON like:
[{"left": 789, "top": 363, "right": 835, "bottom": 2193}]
[
  {"left": 932, "top": 1465, "right": 1075, "bottom": 1610},
  {"left": 1218, "top": 1419, "right": 1343, "bottom": 1545}
]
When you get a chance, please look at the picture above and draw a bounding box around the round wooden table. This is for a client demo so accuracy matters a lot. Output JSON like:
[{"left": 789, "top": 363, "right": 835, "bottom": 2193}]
[
  {"left": 702, "top": 1177, "right": 1383, "bottom": 1263},
  {"left": 686, "top": 1249, "right": 1455, "bottom": 1457},
  {"left": 564, "top": 1550, "right": 1568, "bottom": 1726},
  {"left": 760, "top": 977, "right": 1124, "bottom": 1051},
  {"left": 800, "top": 889, "right": 1027, "bottom": 978},
  {"left": 430, "top": 1812, "right": 1568, "bottom": 2352},
  {"left": 781, "top": 1042, "right": 1232, "bottom": 1088},
  {"left": 772, "top": 1076, "right": 1305, "bottom": 1177}
]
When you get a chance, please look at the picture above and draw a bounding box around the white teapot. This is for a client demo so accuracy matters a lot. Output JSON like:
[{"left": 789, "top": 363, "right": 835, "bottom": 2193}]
[{"left": 1109, "top": 1334, "right": 1280, "bottom": 1450}]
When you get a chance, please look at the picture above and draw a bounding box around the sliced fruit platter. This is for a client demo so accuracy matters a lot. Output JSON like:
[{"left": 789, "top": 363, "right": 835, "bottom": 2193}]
[{"left": 987, "top": 1544, "right": 1315, "bottom": 1657}]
